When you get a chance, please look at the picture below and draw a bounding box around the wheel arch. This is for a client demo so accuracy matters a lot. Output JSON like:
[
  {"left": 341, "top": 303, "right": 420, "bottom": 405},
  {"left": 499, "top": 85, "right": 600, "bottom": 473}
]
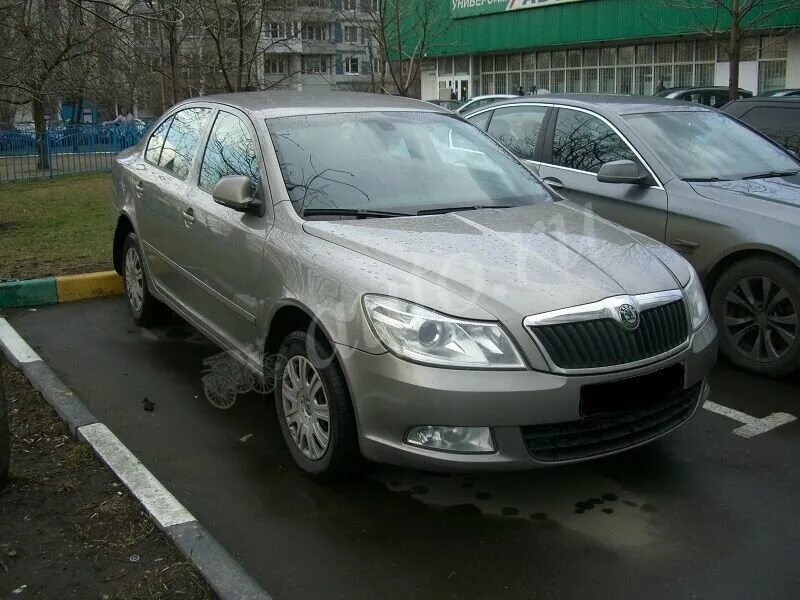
[
  {"left": 113, "top": 213, "right": 135, "bottom": 276},
  {"left": 704, "top": 245, "right": 800, "bottom": 293},
  {"left": 264, "top": 300, "right": 359, "bottom": 430}
]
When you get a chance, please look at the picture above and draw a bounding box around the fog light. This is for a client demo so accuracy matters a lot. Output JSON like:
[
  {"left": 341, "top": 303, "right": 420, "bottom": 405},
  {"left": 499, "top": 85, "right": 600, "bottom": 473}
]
[{"left": 405, "top": 426, "right": 495, "bottom": 453}]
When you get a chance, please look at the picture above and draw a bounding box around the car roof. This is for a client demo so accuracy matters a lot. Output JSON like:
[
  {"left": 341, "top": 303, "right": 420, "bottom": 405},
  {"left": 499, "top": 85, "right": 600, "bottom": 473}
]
[
  {"left": 468, "top": 94, "right": 516, "bottom": 101},
  {"left": 462, "top": 94, "right": 710, "bottom": 116},
  {"left": 661, "top": 86, "right": 746, "bottom": 93},
  {"left": 184, "top": 91, "right": 448, "bottom": 118},
  {"left": 758, "top": 88, "right": 800, "bottom": 96},
  {"left": 726, "top": 96, "right": 800, "bottom": 104}
]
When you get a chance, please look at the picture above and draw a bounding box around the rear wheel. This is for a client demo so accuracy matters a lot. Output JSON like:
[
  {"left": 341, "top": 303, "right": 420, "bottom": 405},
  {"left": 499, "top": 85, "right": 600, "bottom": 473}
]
[
  {"left": 122, "top": 233, "right": 170, "bottom": 327},
  {"left": 711, "top": 257, "right": 800, "bottom": 376},
  {"left": 274, "top": 331, "right": 361, "bottom": 481}
]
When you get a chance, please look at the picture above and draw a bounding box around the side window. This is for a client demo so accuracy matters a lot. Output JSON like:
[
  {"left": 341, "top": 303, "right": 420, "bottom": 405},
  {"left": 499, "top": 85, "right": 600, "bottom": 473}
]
[
  {"left": 144, "top": 117, "right": 173, "bottom": 165},
  {"left": 200, "top": 112, "right": 261, "bottom": 194},
  {"left": 740, "top": 107, "right": 800, "bottom": 153},
  {"left": 551, "top": 109, "right": 637, "bottom": 173},
  {"left": 158, "top": 107, "right": 212, "bottom": 178},
  {"left": 487, "top": 106, "right": 548, "bottom": 160},
  {"left": 467, "top": 110, "right": 492, "bottom": 131}
]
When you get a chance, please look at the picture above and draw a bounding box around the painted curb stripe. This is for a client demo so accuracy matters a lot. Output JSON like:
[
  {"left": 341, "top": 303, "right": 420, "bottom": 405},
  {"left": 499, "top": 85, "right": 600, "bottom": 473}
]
[
  {"left": 0, "top": 277, "right": 57, "bottom": 308},
  {"left": 0, "top": 271, "right": 123, "bottom": 308},
  {"left": 78, "top": 422, "right": 195, "bottom": 529},
  {"left": 0, "top": 317, "right": 41, "bottom": 365},
  {"left": 56, "top": 271, "right": 124, "bottom": 303}
]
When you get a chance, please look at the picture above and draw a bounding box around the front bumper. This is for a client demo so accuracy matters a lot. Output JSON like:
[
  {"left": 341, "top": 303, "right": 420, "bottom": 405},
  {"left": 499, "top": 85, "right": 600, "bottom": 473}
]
[{"left": 337, "top": 318, "right": 717, "bottom": 471}]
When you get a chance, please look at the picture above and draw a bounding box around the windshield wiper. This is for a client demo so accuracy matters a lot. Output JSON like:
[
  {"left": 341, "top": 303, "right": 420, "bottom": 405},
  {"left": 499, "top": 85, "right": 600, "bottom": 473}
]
[
  {"left": 301, "top": 208, "right": 412, "bottom": 219},
  {"left": 682, "top": 177, "right": 732, "bottom": 183},
  {"left": 416, "top": 204, "right": 512, "bottom": 215},
  {"left": 741, "top": 170, "right": 799, "bottom": 180}
]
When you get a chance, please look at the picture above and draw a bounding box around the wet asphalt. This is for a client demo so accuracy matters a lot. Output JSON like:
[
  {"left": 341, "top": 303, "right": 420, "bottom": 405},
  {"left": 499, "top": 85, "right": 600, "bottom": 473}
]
[{"left": 6, "top": 297, "right": 800, "bottom": 600}]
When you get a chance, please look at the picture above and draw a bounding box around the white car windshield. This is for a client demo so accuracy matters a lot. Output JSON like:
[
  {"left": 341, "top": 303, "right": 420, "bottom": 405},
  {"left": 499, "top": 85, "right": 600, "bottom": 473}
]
[
  {"left": 266, "top": 111, "right": 552, "bottom": 216},
  {"left": 625, "top": 110, "right": 799, "bottom": 181}
]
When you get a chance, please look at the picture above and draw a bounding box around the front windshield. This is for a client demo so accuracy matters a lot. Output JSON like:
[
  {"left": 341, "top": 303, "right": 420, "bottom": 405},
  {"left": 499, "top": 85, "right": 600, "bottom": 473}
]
[
  {"left": 266, "top": 111, "right": 551, "bottom": 216},
  {"left": 625, "top": 110, "right": 799, "bottom": 181}
]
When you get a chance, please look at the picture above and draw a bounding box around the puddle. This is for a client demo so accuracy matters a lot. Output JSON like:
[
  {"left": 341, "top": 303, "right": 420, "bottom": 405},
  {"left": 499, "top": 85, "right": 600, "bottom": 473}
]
[{"left": 373, "top": 467, "right": 661, "bottom": 552}]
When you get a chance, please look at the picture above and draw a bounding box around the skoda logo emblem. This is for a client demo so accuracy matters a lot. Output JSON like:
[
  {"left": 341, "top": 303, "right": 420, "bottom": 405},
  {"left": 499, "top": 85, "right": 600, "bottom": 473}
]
[{"left": 618, "top": 304, "right": 640, "bottom": 330}]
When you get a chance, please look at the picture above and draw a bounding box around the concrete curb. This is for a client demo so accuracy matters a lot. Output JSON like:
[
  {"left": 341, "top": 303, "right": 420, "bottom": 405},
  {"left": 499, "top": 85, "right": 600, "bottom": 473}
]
[
  {"left": 0, "top": 271, "right": 123, "bottom": 309},
  {"left": 0, "top": 316, "right": 271, "bottom": 600}
]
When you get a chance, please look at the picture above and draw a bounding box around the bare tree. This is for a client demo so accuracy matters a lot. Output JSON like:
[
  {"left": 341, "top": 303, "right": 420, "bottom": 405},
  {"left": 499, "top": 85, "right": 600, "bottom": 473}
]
[
  {"left": 665, "top": 0, "right": 800, "bottom": 100},
  {"left": 341, "top": 0, "right": 449, "bottom": 97}
]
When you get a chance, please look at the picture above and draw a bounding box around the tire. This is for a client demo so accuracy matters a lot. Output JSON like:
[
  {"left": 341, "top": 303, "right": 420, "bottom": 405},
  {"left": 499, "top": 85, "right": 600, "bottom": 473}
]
[
  {"left": 122, "top": 232, "right": 170, "bottom": 327},
  {"left": 711, "top": 256, "right": 800, "bottom": 377},
  {"left": 274, "top": 330, "right": 361, "bottom": 481}
]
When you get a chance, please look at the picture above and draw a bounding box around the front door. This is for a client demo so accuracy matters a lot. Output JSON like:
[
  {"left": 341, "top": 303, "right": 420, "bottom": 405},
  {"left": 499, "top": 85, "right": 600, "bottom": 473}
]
[
  {"left": 181, "top": 109, "right": 268, "bottom": 359},
  {"left": 537, "top": 107, "right": 668, "bottom": 242}
]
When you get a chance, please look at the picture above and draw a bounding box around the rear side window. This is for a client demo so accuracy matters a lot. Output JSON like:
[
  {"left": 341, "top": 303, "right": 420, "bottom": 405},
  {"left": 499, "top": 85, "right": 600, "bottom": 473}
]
[
  {"left": 486, "top": 106, "right": 548, "bottom": 160},
  {"left": 740, "top": 106, "right": 800, "bottom": 153},
  {"left": 467, "top": 110, "right": 492, "bottom": 131},
  {"left": 551, "top": 109, "right": 637, "bottom": 173},
  {"left": 144, "top": 117, "right": 173, "bottom": 164},
  {"left": 158, "top": 107, "right": 212, "bottom": 178},
  {"left": 199, "top": 112, "right": 260, "bottom": 193}
]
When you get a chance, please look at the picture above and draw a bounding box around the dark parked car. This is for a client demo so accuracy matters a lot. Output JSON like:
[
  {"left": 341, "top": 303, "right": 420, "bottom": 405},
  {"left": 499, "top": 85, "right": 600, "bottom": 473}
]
[
  {"left": 722, "top": 97, "right": 800, "bottom": 155},
  {"left": 465, "top": 94, "right": 800, "bottom": 376},
  {"left": 758, "top": 89, "right": 800, "bottom": 98},
  {"left": 655, "top": 86, "right": 752, "bottom": 108}
]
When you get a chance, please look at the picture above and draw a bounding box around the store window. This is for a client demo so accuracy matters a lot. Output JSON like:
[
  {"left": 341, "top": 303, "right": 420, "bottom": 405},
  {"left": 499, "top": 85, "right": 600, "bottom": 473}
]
[
  {"left": 551, "top": 109, "right": 636, "bottom": 174},
  {"left": 438, "top": 56, "right": 453, "bottom": 77},
  {"left": 473, "top": 38, "right": 731, "bottom": 97}
]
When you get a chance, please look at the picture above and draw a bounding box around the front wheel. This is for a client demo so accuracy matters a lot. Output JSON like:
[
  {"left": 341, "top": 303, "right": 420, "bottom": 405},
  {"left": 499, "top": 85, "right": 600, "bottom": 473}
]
[
  {"left": 711, "top": 257, "right": 800, "bottom": 377},
  {"left": 274, "top": 331, "right": 361, "bottom": 481},
  {"left": 122, "top": 233, "right": 170, "bottom": 327}
]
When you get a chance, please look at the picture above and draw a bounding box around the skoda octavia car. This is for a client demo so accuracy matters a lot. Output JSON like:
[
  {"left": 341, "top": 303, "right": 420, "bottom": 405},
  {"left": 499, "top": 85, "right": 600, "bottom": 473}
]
[{"left": 111, "top": 92, "right": 716, "bottom": 480}]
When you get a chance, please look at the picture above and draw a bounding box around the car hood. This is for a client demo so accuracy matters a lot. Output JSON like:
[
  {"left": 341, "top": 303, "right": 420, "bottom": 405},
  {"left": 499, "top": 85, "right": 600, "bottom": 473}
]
[
  {"left": 689, "top": 174, "right": 800, "bottom": 210},
  {"left": 303, "top": 203, "right": 684, "bottom": 320}
]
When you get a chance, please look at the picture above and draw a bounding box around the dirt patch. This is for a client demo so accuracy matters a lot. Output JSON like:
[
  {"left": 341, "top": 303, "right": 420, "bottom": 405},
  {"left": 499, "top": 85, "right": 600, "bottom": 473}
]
[{"left": 0, "top": 363, "right": 215, "bottom": 599}]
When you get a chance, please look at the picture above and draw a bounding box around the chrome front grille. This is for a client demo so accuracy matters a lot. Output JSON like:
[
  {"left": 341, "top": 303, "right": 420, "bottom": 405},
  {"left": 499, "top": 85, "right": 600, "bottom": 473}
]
[{"left": 524, "top": 290, "right": 690, "bottom": 372}]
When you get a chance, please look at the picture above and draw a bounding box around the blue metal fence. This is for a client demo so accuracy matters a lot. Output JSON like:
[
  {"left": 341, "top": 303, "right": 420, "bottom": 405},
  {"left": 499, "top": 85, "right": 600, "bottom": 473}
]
[{"left": 0, "top": 123, "right": 147, "bottom": 182}]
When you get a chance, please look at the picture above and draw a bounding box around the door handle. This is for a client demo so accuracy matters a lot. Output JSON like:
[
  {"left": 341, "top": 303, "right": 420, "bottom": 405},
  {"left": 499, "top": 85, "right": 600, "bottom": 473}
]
[
  {"left": 183, "top": 207, "right": 195, "bottom": 226},
  {"left": 135, "top": 181, "right": 144, "bottom": 197},
  {"left": 542, "top": 177, "right": 564, "bottom": 190}
]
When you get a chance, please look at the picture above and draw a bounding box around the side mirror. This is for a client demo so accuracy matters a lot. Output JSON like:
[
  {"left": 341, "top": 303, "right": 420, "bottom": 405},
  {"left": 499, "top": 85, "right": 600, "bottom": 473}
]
[
  {"left": 596, "top": 160, "right": 650, "bottom": 186},
  {"left": 212, "top": 175, "right": 256, "bottom": 212}
]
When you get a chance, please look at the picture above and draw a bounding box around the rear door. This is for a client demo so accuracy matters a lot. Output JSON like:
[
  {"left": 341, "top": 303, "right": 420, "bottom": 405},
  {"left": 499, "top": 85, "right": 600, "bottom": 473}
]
[
  {"left": 179, "top": 108, "right": 268, "bottom": 356},
  {"left": 134, "top": 106, "right": 213, "bottom": 304},
  {"left": 484, "top": 105, "right": 550, "bottom": 170},
  {"left": 537, "top": 107, "right": 669, "bottom": 241},
  {"left": 133, "top": 114, "right": 177, "bottom": 295}
]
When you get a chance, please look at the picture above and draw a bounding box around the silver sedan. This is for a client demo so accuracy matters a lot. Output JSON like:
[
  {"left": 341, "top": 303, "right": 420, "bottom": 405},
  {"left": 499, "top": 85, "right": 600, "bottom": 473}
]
[{"left": 111, "top": 92, "right": 716, "bottom": 480}]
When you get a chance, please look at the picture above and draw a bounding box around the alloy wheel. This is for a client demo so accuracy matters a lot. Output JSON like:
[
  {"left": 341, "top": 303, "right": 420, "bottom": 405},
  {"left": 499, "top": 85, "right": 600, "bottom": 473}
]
[
  {"left": 281, "top": 355, "right": 330, "bottom": 460},
  {"left": 125, "top": 247, "right": 144, "bottom": 313},
  {"left": 723, "top": 275, "right": 798, "bottom": 363}
]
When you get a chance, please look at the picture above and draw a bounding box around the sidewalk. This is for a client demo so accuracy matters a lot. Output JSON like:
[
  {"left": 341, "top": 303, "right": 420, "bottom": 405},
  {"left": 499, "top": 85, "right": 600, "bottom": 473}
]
[{"left": 0, "top": 361, "right": 214, "bottom": 599}]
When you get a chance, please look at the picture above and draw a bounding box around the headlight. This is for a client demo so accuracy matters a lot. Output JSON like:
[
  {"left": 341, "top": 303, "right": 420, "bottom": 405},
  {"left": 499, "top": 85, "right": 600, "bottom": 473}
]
[
  {"left": 362, "top": 295, "right": 525, "bottom": 369},
  {"left": 683, "top": 269, "right": 709, "bottom": 331}
]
